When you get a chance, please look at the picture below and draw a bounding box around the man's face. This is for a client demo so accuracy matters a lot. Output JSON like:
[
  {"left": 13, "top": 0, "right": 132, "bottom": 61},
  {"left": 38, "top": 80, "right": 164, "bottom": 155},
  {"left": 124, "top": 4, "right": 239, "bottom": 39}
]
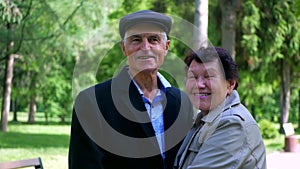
[
  {"left": 186, "top": 59, "right": 230, "bottom": 115},
  {"left": 121, "top": 24, "right": 170, "bottom": 75}
]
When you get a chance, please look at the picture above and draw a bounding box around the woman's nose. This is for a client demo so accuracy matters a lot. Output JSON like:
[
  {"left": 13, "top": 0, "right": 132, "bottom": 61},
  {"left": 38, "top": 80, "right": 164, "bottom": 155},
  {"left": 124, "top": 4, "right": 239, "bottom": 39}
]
[{"left": 196, "top": 77, "right": 206, "bottom": 88}]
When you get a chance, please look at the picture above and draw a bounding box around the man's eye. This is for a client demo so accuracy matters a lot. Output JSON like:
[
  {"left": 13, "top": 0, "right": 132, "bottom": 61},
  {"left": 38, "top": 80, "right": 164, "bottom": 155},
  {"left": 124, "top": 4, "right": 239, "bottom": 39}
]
[
  {"left": 132, "top": 38, "right": 141, "bottom": 42},
  {"left": 149, "top": 36, "right": 160, "bottom": 43}
]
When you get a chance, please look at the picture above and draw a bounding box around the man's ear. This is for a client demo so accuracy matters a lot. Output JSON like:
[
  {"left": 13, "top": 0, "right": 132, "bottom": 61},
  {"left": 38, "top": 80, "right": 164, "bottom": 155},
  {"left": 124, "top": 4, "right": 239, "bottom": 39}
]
[
  {"left": 164, "top": 40, "right": 171, "bottom": 55},
  {"left": 227, "top": 80, "right": 236, "bottom": 95},
  {"left": 121, "top": 41, "right": 127, "bottom": 56}
]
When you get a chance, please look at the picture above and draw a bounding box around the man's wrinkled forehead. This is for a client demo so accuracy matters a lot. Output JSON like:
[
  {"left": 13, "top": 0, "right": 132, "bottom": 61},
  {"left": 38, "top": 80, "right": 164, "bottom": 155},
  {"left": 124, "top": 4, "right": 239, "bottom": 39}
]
[{"left": 124, "top": 23, "right": 165, "bottom": 40}]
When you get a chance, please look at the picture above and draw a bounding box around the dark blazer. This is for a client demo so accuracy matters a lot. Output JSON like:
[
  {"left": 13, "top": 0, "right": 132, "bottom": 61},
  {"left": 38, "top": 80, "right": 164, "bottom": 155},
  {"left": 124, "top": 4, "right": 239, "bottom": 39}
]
[{"left": 68, "top": 67, "right": 194, "bottom": 169}]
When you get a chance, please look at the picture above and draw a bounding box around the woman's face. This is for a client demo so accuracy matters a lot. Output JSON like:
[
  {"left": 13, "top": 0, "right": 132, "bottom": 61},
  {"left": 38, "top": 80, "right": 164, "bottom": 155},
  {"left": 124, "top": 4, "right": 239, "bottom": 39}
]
[{"left": 186, "top": 59, "right": 232, "bottom": 115}]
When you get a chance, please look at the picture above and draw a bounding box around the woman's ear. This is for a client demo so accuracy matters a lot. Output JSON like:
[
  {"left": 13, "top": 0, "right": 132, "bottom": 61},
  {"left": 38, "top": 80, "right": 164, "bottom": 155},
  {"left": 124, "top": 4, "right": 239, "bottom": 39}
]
[{"left": 227, "top": 80, "right": 236, "bottom": 95}]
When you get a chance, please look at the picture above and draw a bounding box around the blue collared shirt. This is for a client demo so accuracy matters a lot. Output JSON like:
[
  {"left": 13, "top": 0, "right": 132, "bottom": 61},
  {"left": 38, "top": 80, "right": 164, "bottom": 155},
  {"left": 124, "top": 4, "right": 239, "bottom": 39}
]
[{"left": 131, "top": 72, "right": 171, "bottom": 160}]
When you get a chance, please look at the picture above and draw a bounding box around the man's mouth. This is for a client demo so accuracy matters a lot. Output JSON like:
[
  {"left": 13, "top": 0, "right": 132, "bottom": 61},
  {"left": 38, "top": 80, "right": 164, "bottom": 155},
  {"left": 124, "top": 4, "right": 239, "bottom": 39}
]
[{"left": 138, "top": 56, "right": 155, "bottom": 59}]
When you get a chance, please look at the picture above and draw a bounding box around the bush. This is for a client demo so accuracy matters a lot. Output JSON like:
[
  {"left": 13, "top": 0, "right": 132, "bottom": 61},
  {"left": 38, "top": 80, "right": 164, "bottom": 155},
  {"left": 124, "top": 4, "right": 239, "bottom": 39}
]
[{"left": 258, "top": 119, "right": 278, "bottom": 139}]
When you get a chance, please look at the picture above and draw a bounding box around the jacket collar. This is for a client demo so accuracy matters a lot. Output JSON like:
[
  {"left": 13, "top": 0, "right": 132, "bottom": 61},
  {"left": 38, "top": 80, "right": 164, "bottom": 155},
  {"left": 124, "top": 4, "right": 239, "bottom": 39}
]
[
  {"left": 201, "top": 90, "right": 240, "bottom": 124},
  {"left": 224, "top": 90, "right": 240, "bottom": 110},
  {"left": 111, "top": 66, "right": 180, "bottom": 137},
  {"left": 112, "top": 66, "right": 171, "bottom": 93}
]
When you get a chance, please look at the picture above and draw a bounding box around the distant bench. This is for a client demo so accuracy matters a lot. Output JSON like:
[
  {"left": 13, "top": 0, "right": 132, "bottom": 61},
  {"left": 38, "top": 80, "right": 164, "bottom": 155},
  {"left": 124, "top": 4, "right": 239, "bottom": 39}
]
[
  {"left": 283, "top": 123, "right": 300, "bottom": 152},
  {"left": 0, "top": 157, "right": 43, "bottom": 169}
]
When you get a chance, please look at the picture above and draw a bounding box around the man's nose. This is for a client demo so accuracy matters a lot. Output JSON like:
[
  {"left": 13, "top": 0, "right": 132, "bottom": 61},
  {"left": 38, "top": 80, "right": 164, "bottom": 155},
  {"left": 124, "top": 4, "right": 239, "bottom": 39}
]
[{"left": 140, "top": 38, "right": 151, "bottom": 50}]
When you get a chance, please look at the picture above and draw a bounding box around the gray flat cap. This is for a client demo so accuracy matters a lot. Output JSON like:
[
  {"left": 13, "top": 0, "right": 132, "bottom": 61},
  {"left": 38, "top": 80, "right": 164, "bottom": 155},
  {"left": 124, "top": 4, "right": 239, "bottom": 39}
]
[{"left": 119, "top": 10, "right": 172, "bottom": 39}]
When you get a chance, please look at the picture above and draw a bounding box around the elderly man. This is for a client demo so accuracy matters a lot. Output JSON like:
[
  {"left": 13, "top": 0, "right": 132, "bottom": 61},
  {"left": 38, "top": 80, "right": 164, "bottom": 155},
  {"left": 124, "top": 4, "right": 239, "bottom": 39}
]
[{"left": 68, "top": 10, "right": 193, "bottom": 169}]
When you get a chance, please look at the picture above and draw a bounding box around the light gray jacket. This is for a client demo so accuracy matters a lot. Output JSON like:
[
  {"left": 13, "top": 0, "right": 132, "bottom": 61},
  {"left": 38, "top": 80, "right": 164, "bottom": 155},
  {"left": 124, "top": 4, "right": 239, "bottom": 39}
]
[{"left": 175, "top": 90, "right": 266, "bottom": 169}]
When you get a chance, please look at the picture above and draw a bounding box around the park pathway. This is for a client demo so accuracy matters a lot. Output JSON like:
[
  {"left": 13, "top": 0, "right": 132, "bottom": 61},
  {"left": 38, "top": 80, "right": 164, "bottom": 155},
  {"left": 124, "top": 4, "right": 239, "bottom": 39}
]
[{"left": 267, "top": 151, "right": 300, "bottom": 169}]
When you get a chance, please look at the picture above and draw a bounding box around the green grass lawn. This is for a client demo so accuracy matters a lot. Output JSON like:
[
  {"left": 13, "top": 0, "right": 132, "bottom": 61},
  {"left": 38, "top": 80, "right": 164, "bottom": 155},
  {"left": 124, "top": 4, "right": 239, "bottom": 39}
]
[
  {"left": 0, "top": 113, "right": 70, "bottom": 169},
  {"left": 0, "top": 112, "right": 293, "bottom": 169},
  {"left": 263, "top": 122, "right": 300, "bottom": 154},
  {"left": 264, "top": 135, "right": 285, "bottom": 154}
]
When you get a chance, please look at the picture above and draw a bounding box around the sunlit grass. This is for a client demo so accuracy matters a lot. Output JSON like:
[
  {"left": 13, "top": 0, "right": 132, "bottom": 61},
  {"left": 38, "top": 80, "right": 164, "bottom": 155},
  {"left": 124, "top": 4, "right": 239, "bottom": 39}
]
[
  {"left": 0, "top": 112, "right": 70, "bottom": 169},
  {"left": 1, "top": 112, "right": 297, "bottom": 168},
  {"left": 263, "top": 122, "right": 300, "bottom": 154},
  {"left": 264, "top": 135, "right": 285, "bottom": 154},
  {"left": 0, "top": 123, "right": 70, "bottom": 169}
]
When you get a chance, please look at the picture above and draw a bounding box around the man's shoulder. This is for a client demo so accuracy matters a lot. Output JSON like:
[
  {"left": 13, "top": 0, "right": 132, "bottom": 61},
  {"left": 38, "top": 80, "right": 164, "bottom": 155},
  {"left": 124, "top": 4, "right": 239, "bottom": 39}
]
[
  {"left": 76, "top": 79, "right": 113, "bottom": 96},
  {"left": 94, "top": 79, "right": 113, "bottom": 89}
]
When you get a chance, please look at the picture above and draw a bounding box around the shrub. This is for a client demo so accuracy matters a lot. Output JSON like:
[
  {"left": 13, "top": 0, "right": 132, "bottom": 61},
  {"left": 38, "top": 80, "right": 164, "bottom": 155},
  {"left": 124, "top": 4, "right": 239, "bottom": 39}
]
[{"left": 258, "top": 119, "right": 278, "bottom": 139}]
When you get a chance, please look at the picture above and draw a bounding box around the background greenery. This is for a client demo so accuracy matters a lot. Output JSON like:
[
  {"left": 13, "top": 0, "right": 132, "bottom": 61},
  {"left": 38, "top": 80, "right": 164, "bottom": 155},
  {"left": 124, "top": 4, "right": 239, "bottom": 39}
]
[
  {"left": 1, "top": 0, "right": 300, "bottom": 168},
  {"left": 1, "top": 0, "right": 299, "bottom": 126}
]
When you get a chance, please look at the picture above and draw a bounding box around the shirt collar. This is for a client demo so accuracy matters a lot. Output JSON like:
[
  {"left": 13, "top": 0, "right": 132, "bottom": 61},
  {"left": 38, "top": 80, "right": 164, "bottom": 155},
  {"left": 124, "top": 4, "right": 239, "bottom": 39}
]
[
  {"left": 157, "top": 72, "right": 171, "bottom": 88},
  {"left": 129, "top": 71, "right": 171, "bottom": 95}
]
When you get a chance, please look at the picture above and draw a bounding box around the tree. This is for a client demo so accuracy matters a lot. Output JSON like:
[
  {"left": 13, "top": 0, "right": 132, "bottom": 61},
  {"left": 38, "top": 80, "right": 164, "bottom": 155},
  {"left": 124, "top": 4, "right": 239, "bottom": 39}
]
[
  {"left": 194, "top": 0, "right": 209, "bottom": 49},
  {"left": 1, "top": 50, "right": 15, "bottom": 131},
  {"left": 1, "top": 0, "right": 88, "bottom": 126},
  {"left": 220, "top": 0, "right": 242, "bottom": 59},
  {"left": 236, "top": 0, "right": 300, "bottom": 132},
  {"left": 0, "top": 0, "right": 23, "bottom": 132}
]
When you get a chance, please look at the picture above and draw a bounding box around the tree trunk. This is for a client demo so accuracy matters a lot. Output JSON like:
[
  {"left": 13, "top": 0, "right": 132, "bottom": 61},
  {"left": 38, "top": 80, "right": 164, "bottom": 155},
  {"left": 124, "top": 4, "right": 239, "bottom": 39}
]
[
  {"left": 298, "top": 90, "right": 300, "bottom": 129},
  {"left": 194, "top": 0, "right": 209, "bottom": 49},
  {"left": 1, "top": 52, "right": 15, "bottom": 132},
  {"left": 12, "top": 100, "right": 18, "bottom": 122},
  {"left": 220, "top": 0, "right": 241, "bottom": 59},
  {"left": 152, "top": 0, "right": 166, "bottom": 12},
  {"left": 279, "top": 59, "right": 291, "bottom": 133},
  {"left": 60, "top": 114, "right": 66, "bottom": 124},
  {"left": 28, "top": 95, "right": 37, "bottom": 124},
  {"left": 45, "top": 110, "right": 49, "bottom": 125}
]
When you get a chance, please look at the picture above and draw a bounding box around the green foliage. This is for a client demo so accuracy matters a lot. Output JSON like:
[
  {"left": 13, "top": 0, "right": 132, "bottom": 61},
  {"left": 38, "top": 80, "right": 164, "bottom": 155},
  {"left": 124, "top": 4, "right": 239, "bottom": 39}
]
[
  {"left": 0, "top": 0, "right": 23, "bottom": 23},
  {"left": 1, "top": 0, "right": 122, "bottom": 124},
  {"left": 1, "top": 0, "right": 299, "bottom": 127},
  {"left": 259, "top": 119, "right": 278, "bottom": 139},
  {"left": 208, "top": 0, "right": 222, "bottom": 46},
  {"left": 240, "top": 1, "right": 261, "bottom": 69},
  {"left": 96, "top": 43, "right": 125, "bottom": 83},
  {"left": 289, "top": 89, "right": 300, "bottom": 122},
  {"left": 236, "top": 0, "right": 300, "bottom": 122}
]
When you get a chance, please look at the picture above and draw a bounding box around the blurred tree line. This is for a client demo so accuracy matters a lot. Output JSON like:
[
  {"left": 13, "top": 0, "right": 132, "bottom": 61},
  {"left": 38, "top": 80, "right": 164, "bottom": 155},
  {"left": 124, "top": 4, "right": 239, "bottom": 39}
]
[{"left": 0, "top": 0, "right": 299, "bottom": 132}]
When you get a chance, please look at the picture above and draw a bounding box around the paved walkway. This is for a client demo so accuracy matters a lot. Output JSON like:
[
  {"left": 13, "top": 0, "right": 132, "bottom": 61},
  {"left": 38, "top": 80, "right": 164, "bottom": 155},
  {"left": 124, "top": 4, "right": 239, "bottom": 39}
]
[{"left": 267, "top": 151, "right": 300, "bottom": 169}]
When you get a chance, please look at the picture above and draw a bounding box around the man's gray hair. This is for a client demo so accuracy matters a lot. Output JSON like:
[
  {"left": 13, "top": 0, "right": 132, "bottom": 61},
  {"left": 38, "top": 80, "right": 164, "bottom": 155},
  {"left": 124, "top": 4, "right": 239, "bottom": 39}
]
[{"left": 123, "top": 31, "right": 168, "bottom": 44}]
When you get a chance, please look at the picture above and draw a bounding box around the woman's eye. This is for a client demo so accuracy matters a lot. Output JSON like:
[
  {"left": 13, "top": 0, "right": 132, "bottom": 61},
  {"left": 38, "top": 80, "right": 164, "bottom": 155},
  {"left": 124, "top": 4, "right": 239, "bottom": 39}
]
[
  {"left": 204, "top": 75, "right": 215, "bottom": 79},
  {"left": 187, "top": 73, "right": 196, "bottom": 79}
]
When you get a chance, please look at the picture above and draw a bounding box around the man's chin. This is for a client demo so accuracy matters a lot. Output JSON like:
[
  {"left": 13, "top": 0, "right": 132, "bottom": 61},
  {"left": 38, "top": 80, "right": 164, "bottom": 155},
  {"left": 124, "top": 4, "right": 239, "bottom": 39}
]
[{"left": 138, "top": 68, "right": 158, "bottom": 74}]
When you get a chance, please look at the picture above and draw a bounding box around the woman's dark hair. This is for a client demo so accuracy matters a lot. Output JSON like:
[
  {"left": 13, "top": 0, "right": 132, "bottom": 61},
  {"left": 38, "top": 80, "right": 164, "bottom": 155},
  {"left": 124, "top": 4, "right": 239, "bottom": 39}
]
[{"left": 184, "top": 47, "right": 239, "bottom": 89}]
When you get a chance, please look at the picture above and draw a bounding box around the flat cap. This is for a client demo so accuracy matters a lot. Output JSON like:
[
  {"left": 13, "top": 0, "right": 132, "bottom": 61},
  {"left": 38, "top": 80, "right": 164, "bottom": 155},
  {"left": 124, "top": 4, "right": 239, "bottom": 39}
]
[{"left": 119, "top": 10, "right": 172, "bottom": 39}]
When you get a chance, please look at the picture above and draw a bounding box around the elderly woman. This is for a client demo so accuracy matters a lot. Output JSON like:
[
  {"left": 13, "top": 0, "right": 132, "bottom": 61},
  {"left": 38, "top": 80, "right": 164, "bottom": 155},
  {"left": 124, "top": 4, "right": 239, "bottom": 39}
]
[{"left": 174, "top": 47, "right": 266, "bottom": 169}]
